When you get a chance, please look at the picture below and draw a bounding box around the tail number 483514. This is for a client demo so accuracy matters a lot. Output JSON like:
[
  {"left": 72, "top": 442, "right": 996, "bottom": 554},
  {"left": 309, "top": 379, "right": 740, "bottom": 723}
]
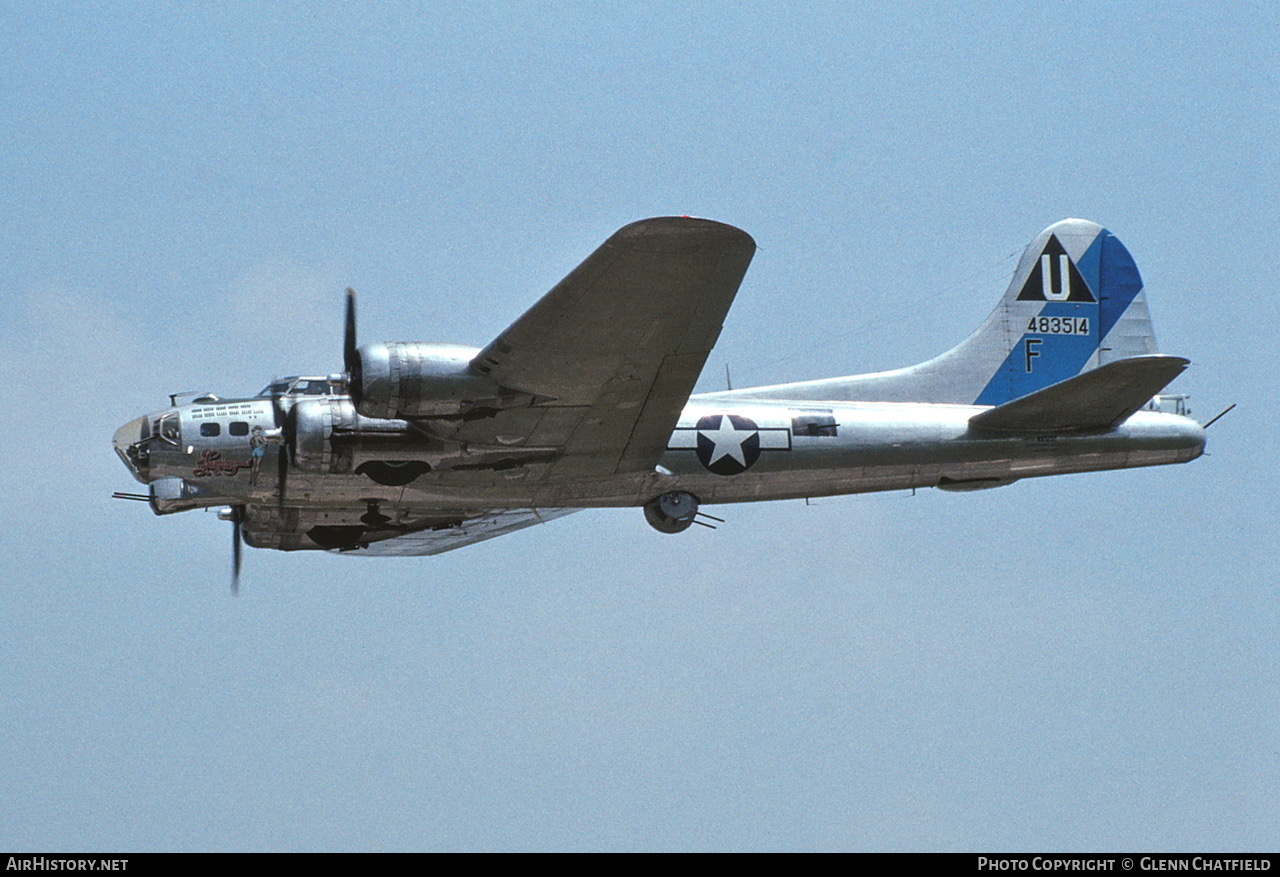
[{"left": 1027, "top": 316, "right": 1089, "bottom": 336}]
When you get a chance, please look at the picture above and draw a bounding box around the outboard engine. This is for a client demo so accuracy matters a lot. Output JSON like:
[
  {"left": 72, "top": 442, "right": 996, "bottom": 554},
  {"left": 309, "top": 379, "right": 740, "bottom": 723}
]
[
  {"left": 348, "top": 342, "right": 516, "bottom": 419},
  {"left": 339, "top": 288, "right": 541, "bottom": 421}
]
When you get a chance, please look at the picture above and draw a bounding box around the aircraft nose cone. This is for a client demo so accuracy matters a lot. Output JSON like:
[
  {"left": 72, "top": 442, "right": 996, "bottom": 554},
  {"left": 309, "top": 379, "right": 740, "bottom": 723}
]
[
  {"left": 113, "top": 416, "right": 144, "bottom": 450},
  {"left": 113, "top": 415, "right": 151, "bottom": 483}
]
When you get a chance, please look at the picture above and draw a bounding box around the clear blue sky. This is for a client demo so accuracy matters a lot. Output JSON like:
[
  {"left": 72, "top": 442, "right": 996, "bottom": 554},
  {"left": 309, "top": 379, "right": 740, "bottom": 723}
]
[{"left": 2, "top": 2, "right": 1276, "bottom": 851}]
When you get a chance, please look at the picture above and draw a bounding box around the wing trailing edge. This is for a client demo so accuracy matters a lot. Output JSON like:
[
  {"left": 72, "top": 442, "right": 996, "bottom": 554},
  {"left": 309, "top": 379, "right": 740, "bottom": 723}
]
[{"left": 967, "top": 354, "right": 1189, "bottom": 434}]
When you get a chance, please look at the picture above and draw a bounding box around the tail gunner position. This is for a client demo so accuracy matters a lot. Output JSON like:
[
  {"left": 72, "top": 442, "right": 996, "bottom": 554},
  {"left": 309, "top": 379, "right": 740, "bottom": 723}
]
[{"left": 113, "top": 217, "right": 1207, "bottom": 589}]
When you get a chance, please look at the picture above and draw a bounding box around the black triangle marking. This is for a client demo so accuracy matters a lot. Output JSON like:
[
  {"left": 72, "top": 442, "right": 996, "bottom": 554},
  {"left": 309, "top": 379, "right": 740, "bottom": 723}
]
[{"left": 1016, "top": 234, "right": 1096, "bottom": 303}]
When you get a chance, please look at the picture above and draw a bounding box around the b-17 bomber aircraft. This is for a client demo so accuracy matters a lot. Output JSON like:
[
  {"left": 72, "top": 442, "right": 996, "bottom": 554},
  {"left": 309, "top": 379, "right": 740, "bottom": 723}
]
[{"left": 113, "top": 217, "right": 1207, "bottom": 591}]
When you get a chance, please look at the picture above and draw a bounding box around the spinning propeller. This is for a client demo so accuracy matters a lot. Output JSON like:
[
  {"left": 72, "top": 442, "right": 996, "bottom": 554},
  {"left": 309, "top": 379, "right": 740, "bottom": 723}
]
[
  {"left": 227, "top": 504, "right": 245, "bottom": 596},
  {"left": 343, "top": 287, "right": 361, "bottom": 408},
  {"left": 223, "top": 290, "right": 364, "bottom": 595}
]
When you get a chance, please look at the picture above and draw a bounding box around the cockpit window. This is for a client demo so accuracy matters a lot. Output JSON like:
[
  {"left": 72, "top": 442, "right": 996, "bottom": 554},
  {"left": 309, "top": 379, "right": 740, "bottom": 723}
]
[
  {"left": 157, "top": 413, "right": 181, "bottom": 445},
  {"left": 256, "top": 377, "right": 334, "bottom": 398},
  {"left": 257, "top": 381, "right": 293, "bottom": 398}
]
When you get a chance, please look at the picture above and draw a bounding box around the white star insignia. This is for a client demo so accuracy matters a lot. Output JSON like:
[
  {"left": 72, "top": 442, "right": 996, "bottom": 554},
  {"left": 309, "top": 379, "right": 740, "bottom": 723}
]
[{"left": 700, "top": 416, "right": 753, "bottom": 467}]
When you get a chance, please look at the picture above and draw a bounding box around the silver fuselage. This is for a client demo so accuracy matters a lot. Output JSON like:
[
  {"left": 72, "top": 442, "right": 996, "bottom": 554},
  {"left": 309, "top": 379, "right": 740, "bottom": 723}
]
[{"left": 114, "top": 389, "right": 1204, "bottom": 513}]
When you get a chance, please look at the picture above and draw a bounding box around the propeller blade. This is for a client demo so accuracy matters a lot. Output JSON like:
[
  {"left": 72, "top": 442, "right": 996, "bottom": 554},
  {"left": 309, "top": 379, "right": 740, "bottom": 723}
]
[
  {"left": 343, "top": 288, "right": 363, "bottom": 408},
  {"left": 277, "top": 446, "right": 289, "bottom": 514},
  {"left": 231, "top": 505, "right": 244, "bottom": 597},
  {"left": 278, "top": 403, "right": 299, "bottom": 515},
  {"left": 344, "top": 287, "right": 358, "bottom": 376},
  {"left": 269, "top": 393, "right": 291, "bottom": 515}
]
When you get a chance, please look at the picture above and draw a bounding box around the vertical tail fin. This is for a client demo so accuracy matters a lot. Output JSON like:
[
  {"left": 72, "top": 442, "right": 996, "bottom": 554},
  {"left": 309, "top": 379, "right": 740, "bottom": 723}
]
[
  {"left": 969, "top": 218, "right": 1158, "bottom": 405},
  {"left": 716, "top": 219, "right": 1161, "bottom": 405}
]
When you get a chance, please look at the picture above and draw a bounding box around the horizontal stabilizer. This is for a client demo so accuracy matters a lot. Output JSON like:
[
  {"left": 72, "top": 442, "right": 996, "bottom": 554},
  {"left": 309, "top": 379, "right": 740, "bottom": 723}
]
[{"left": 968, "top": 355, "right": 1189, "bottom": 433}]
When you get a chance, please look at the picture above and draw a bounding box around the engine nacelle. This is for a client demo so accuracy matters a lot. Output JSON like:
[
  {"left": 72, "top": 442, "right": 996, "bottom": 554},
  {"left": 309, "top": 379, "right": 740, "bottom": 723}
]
[
  {"left": 289, "top": 397, "right": 560, "bottom": 484},
  {"left": 351, "top": 342, "right": 523, "bottom": 419},
  {"left": 291, "top": 397, "right": 438, "bottom": 478}
]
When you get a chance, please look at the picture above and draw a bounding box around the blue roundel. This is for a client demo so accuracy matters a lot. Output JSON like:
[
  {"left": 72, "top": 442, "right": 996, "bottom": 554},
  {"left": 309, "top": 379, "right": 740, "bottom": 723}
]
[{"left": 695, "top": 414, "right": 761, "bottom": 476}]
